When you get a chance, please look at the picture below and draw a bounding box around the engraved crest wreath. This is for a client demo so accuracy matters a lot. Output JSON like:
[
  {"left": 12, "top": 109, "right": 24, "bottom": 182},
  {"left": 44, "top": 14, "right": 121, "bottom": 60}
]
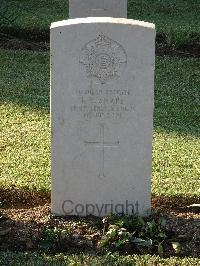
[{"left": 80, "top": 34, "right": 127, "bottom": 84}]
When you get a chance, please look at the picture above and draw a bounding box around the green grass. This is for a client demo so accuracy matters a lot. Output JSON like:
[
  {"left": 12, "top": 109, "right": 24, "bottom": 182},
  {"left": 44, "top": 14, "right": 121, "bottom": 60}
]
[
  {"left": 0, "top": 0, "right": 67, "bottom": 41},
  {"left": 0, "top": 0, "right": 67, "bottom": 31},
  {"left": 0, "top": 50, "right": 199, "bottom": 195},
  {"left": 153, "top": 57, "right": 200, "bottom": 196},
  {"left": 128, "top": 0, "right": 200, "bottom": 46},
  {"left": 0, "top": 252, "right": 199, "bottom": 266},
  {"left": 0, "top": 51, "right": 50, "bottom": 191},
  {"left": 1, "top": 0, "right": 200, "bottom": 46}
]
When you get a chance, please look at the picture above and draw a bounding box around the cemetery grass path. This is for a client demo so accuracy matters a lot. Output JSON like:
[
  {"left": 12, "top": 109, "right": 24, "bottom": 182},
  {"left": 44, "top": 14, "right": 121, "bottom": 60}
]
[
  {"left": 0, "top": 50, "right": 199, "bottom": 195},
  {"left": 0, "top": 1, "right": 199, "bottom": 264},
  {"left": 0, "top": 50, "right": 199, "bottom": 262},
  {"left": 0, "top": 32, "right": 200, "bottom": 265}
]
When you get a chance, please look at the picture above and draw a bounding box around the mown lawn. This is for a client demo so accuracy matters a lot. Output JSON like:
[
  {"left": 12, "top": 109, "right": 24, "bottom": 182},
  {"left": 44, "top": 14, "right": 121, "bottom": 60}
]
[
  {"left": 0, "top": 252, "right": 200, "bottom": 266},
  {"left": 0, "top": 50, "right": 199, "bottom": 195},
  {"left": 128, "top": 0, "right": 200, "bottom": 46},
  {"left": 0, "top": 3, "right": 200, "bottom": 266},
  {"left": 1, "top": 0, "right": 200, "bottom": 46},
  {"left": 0, "top": 51, "right": 50, "bottom": 191}
]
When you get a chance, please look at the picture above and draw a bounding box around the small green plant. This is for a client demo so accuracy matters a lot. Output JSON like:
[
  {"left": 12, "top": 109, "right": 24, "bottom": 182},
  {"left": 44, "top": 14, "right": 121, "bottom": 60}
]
[
  {"left": 0, "top": 211, "right": 8, "bottom": 222},
  {"left": 39, "top": 227, "right": 73, "bottom": 252},
  {"left": 39, "top": 228, "right": 60, "bottom": 251},
  {"left": 101, "top": 225, "right": 132, "bottom": 249},
  {"left": 100, "top": 214, "right": 170, "bottom": 256}
]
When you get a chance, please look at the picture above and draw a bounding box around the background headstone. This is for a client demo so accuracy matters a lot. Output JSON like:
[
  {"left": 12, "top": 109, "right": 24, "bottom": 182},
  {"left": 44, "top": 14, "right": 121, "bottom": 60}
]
[
  {"left": 51, "top": 17, "right": 155, "bottom": 216},
  {"left": 69, "top": 0, "right": 127, "bottom": 18}
]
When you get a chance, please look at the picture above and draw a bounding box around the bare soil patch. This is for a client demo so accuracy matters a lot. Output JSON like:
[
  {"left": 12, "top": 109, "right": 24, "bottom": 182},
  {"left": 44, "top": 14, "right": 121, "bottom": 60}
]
[
  {"left": 0, "top": 188, "right": 199, "bottom": 257},
  {"left": 0, "top": 187, "right": 50, "bottom": 208}
]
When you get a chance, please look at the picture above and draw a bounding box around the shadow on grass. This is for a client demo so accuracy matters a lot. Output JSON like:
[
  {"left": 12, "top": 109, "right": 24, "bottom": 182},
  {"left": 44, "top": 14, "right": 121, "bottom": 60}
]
[
  {"left": 0, "top": 50, "right": 50, "bottom": 113},
  {"left": 154, "top": 57, "right": 199, "bottom": 137}
]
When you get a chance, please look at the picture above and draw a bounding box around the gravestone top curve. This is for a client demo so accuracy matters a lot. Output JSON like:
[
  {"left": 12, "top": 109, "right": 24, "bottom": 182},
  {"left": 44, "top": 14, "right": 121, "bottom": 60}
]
[{"left": 51, "top": 17, "right": 155, "bottom": 29}]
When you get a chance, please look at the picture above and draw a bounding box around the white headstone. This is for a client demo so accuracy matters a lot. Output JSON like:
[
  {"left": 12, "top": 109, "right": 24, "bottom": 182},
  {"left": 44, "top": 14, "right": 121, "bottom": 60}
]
[
  {"left": 69, "top": 0, "right": 127, "bottom": 18},
  {"left": 51, "top": 17, "right": 155, "bottom": 217}
]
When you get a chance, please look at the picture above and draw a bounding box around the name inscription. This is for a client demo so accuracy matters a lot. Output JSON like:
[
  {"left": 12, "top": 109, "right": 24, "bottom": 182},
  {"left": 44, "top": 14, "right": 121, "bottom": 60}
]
[{"left": 70, "top": 86, "right": 134, "bottom": 120}]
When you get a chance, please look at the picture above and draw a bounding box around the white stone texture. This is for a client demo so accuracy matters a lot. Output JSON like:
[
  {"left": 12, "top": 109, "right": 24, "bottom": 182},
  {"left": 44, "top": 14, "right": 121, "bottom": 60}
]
[
  {"left": 69, "top": 0, "right": 127, "bottom": 18},
  {"left": 51, "top": 18, "right": 155, "bottom": 216}
]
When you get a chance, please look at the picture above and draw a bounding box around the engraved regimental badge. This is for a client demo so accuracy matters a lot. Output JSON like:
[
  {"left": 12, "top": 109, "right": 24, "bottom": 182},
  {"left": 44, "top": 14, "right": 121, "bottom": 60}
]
[{"left": 80, "top": 34, "right": 127, "bottom": 84}]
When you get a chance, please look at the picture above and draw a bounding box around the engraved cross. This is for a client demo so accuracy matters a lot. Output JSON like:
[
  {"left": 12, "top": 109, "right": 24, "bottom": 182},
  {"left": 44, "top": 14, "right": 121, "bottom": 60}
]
[{"left": 84, "top": 123, "right": 119, "bottom": 178}]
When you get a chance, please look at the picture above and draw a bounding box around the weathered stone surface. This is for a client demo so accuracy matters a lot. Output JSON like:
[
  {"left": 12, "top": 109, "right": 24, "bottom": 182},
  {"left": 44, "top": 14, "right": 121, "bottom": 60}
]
[
  {"left": 69, "top": 0, "right": 127, "bottom": 18},
  {"left": 51, "top": 18, "right": 155, "bottom": 216}
]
